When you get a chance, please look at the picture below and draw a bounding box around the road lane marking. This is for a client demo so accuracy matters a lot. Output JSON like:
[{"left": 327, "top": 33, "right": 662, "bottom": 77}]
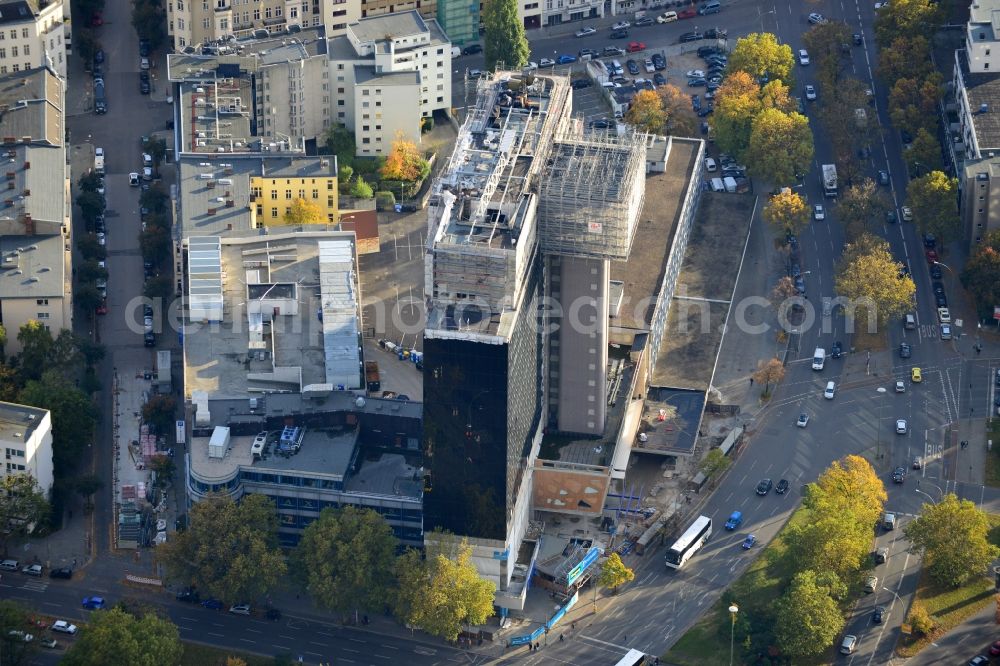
[
  {"left": 240, "top": 638, "right": 255, "bottom": 644},
  {"left": 379, "top": 643, "right": 399, "bottom": 650},
  {"left": 207, "top": 632, "right": 224, "bottom": 637},
  {"left": 349, "top": 638, "right": 366, "bottom": 643},
  {"left": 309, "top": 641, "right": 327, "bottom": 647}
]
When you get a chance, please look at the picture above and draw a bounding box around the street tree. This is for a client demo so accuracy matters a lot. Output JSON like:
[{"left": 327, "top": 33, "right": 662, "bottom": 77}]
[
  {"left": 142, "top": 137, "right": 168, "bottom": 167},
  {"left": 159, "top": 493, "right": 287, "bottom": 603},
  {"left": 140, "top": 225, "right": 171, "bottom": 263},
  {"left": 131, "top": 0, "right": 168, "bottom": 52},
  {"left": 763, "top": 189, "right": 810, "bottom": 234},
  {"left": 482, "top": 0, "right": 530, "bottom": 72},
  {"left": 656, "top": 84, "right": 697, "bottom": 136},
  {"left": 393, "top": 540, "right": 495, "bottom": 642},
  {"left": 747, "top": 108, "right": 814, "bottom": 187},
  {"left": 874, "top": 0, "right": 942, "bottom": 46},
  {"left": 624, "top": 90, "right": 666, "bottom": 133},
  {"left": 75, "top": 284, "right": 104, "bottom": 315},
  {"left": 837, "top": 178, "right": 887, "bottom": 241},
  {"left": 752, "top": 357, "right": 785, "bottom": 395},
  {"left": 802, "top": 21, "right": 851, "bottom": 89},
  {"left": 76, "top": 30, "right": 100, "bottom": 66},
  {"left": 19, "top": 370, "right": 96, "bottom": 475},
  {"left": 140, "top": 186, "right": 169, "bottom": 214},
  {"left": 350, "top": 176, "right": 374, "bottom": 199},
  {"left": 770, "top": 276, "right": 798, "bottom": 309},
  {"left": 143, "top": 274, "right": 173, "bottom": 301},
  {"left": 907, "top": 127, "right": 944, "bottom": 176},
  {"left": 758, "top": 80, "right": 796, "bottom": 115},
  {"left": 907, "top": 601, "right": 935, "bottom": 636},
  {"left": 809, "top": 455, "right": 887, "bottom": 528},
  {"left": 0, "top": 473, "right": 49, "bottom": 555},
  {"left": 835, "top": 234, "right": 915, "bottom": 328},
  {"left": 15, "top": 320, "right": 52, "bottom": 382},
  {"left": 292, "top": 506, "right": 397, "bottom": 616},
  {"left": 962, "top": 232, "right": 1000, "bottom": 318},
  {"left": 142, "top": 394, "right": 176, "bottom": 433},
  {"left": 888, "top": 74, "right": 943, "bottom": 137},
  {"left": 711, "top": 71, "right": 762, "bottom": 160},
  {"left": 74, "top": 474, "right": 104, "bottom": 502},
  {"left": 282, "top": 198, "right": 324, "bottom": 225},
  {"left": 774, "top": 570, "right": 845, "bottom": 658},
  {"left": 380, "top": 131, "right": 430, "bottom": 182},
  {"left": 76, "top": 234, "right": 107, "bottom": 262},
  {"left": 699, "top": 448, "right": 731, "bottom": 481},
  {"left": 76, "top": 190, "right": 105, "bottom": 223},
  {"left": 78, "top": 171, "right": 101, "bottom": 193},
  {"left": 727, "top": 33, "right": 795, "bottom": 85},
  {"left": 598, "top": 552, "right": 635, "bottom": 594},
  {"left": 905, "top": 493, "right": 1000, "bottom": 587},
  {"left": 0, "top": 599, "right": 36, "bottom": 665},
  {"left": 876, "top": 35, "right": 933, "bottom": 86},
  {"left": 76, "top": 260, "right": 108, "bottom": 285},
  {"left": 62, "top": 607, "right": 182, "bottom": 666},
  {"left": 907, "top": 170, "right": 960, "bottom": 245}
]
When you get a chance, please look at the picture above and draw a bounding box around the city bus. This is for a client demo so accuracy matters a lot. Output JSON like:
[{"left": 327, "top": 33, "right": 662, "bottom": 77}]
[
  {"left": 664, "top": 515, "right": 712, "bottom": 569},
  {"left": 613, "top": 648, "right": 649, "bottom": 665}
]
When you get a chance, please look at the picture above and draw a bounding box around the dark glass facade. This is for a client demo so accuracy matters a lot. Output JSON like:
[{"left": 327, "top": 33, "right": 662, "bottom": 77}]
[{"left": 423, "top": 264, "right": 543, "bottom": 541}]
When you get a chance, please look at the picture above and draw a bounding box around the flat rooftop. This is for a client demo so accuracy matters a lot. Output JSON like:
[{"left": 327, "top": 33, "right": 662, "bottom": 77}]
[
  {"left": 183, "top": 231, "right": 359, "bottom": 401},
  {"left": 540, "top": 137, "right": 701, "bottom": 466},
  {"left": 0, "top": 67, "right": 63, "bottom": 148},
  {"left": 176, "top": 155, "right": 336, "bottom": 237},
  {"left": 0, "top": 232, "right": 65, "bottom": 299},
  {"left": 0, "top": 401, "right": 47, "bottom": 444},
  {"left": 960, "top": 53, "right": 1000, "bottom": 151}
]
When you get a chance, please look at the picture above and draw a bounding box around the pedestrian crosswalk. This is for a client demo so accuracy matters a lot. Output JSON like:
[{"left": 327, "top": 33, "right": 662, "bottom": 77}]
[{"left": 21, "top": 579, "right": 48, "bottom": 593}]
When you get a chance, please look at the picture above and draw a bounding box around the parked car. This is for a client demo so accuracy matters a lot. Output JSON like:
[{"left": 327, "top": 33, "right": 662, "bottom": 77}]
[
  {"left": 176, "top": 588, "right": 200, "bottom": 603},
  {"left": 21, "top": 564, "right": 42, "bottom": 576},
  {"left": 579, "top": 48, "right": 600, "bottom": 58},
  {"left": 571, "top": 78, "right": 592, "bottom": 89},
  {"left": 52, "top": 621, "right": 77, "bottom": 634},
  {"left": 679, "top": 32, "right": 703, "bottom": 42},
  {"left": 229, "top": 604, "right": 251, "bottom": 616},
  {"left": 574, "top": 26, "right": 596, "bottom": 37},
  {"left": 556, "top": 54, "right": 577, "bottom": 64},
  {"left": 864, "top": 575, "right": 878, "bottom": 592},
  {"left": 201, "top": 598, "right": 224, "bottom": 610},
  {"left": 627, "top": 59, "right": 640, "bottom": 75},
  {"left": 49, "top": 567, "right": 73, "bottom": 579},
  {"left": 653, "top": 72, "right": 667, "bottom": 86},
  {"left": 82, "top": 596, "right": 105, "bottom": 610},
  {"left": 634, "top": 16, "right": 654, "bottom": 26},
  {"left": 612, "top": 21, "right": 630, "bottom": 30}
]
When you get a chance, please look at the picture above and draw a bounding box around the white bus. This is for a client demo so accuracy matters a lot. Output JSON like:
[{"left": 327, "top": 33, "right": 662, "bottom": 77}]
[
  {"left": 665, "top": 515, "right": 712, "bottom": 569},
  {"left": 613, "top": 648, "right": 649, "bottom": 665}
]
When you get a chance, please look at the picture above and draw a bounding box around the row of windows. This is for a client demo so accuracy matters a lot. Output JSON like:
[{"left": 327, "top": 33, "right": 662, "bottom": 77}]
[
  {"left": 0, "top": 29, "right": 31, "bottom": 41},
  {"left": 0, "top": 64, "right": 33, "bottom": 74},
  {"left": 5, "top": 448, "right": 25, "bottom": 459},
  {"left": 259, "top": 494, "right": 421, "bottom": 521},
  {"left": 268, "top": 189, "right": 322, "bottom": 199},
  {"left": 4, "top": 463, "right": 25, "bottom": 472},
  {"left": 241, "top": 470, "right": 343, "bottom": 488},
  {"left": 0, "top": 45, "right": 29, "bottom": 58},
  {"left": 258, "top": 204, "right": 335, "bottom": 218}
]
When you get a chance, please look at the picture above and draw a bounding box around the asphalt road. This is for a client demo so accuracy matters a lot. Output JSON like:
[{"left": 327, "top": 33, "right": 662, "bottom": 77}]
[{"left": 495, "top": 0, "right": 1000, "bottom": 664}]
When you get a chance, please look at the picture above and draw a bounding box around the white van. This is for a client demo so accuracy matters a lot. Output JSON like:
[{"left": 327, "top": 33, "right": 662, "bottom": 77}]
[
  {"left": 710, "top": 177, "right": 725, "bottom": 192},
  {"left": 611, "top": 60, "right": 624, "bottom": 76},
  {"left": 723, "top": 176, "right": 737, "bottom": 192},
  {"left": 904, "top": 313, "right": 916, "bottom": 330},
  {"left": 823, "top": 381, "right": 836, "bottom": 399},
  {"left": 811, "top": 347, "right": 825, "bottom": 370}
]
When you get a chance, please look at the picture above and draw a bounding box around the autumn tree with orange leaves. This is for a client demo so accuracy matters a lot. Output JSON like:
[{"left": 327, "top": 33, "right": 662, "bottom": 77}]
[{"left": 380, "top": 132, "right": 431, "bottom": 183}]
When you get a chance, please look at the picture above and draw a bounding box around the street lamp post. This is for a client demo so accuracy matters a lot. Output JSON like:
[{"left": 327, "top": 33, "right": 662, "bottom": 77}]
[
  {"left": 915, "top": 487, "right": 939, "bottom": 505},
  {"left": 875, "top": 387, "right": 887, "bottom": 460},
  {"left": 728, "top": 604, "right": 739, "bottom": 666}
]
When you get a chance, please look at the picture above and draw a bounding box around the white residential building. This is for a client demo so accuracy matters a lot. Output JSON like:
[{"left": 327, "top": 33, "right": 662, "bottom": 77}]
[
  {"left": 0, "top": 402, "right": 53, "bottom": 495},
  {"left": 327, "top": 11, "right": 451, "bottom": 156},
  {"left": 0, "top": 0, "right": 69, "bottom": 80}
]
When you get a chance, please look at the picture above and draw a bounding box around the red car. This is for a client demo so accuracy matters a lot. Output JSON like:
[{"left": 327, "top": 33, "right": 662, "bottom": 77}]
[
  {"left": 925, "top": 249, "right": 939, "bottom": 264},
  {"left": 627, "top": 41, "right": 646, "bottom": 53},
  {"left": 96, "top": 298, "right": 108, "bottom": 315},
  {"left": 90, "top": 11, "right": 103, "bottom": 26},
  {"left": 678, "top": 7, "right": 698, "bottom": 19},
  {"left": 990, "top": 640, "right": 1000, "bottom": 656}
]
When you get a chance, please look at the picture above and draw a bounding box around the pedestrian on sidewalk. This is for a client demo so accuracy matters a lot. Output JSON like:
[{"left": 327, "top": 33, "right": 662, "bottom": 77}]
[
  {"left": 559, "top": 634, "right": 564, "bottom": 642},
  {"left": 749, "top": 377, "right": 754, "bottom": 386}
]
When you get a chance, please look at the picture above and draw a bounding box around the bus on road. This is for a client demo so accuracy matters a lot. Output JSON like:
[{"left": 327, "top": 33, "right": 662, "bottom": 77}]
[
  {"left": 613, "top": 648, "right": 650, "bottom": 665},
  {"left": 665, "top": 515, "right": 712, "bottom": 569}
]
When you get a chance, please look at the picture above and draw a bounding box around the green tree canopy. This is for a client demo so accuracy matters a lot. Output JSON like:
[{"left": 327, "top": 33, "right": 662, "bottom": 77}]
[
  {"left": 15, "top": 321, "right": 52, "bottom": 382},
  {"left": 62, "top": 607, "right": 182, "bottom": 666},
  {"left": 763, "top": 189, "right": 810, "bottom": 234},
  {"left": 835, "top": 234, "right": 915, "bottom": 329},
  {"left": 876, "top": 35, "right": 933, "bottom": 86},
  {"left": 905, "top": 493, "right": 1000, "bottom": 587},
  {"left": 907, "top": 127, "right": 944, "bottom": 176},
  {"left": 699, "top": 448, "right": 731, "bottom": 480},
  {"left": 292, "top": 507, "right": 397, "bottom": 615},
  {"left": 482, "top": 0, "right": 530, "bottom": 72},
  {"left": 874, "top": 0, "right": 942, "bottom": 46},
  {"left": 907, "top": 170, "right": 959, "bottom": 245},
  {"left": 393, "top": 540, "right": 495, "bottom": 641},
  {"left": 77, "top": 233, "right": 107, "bottom": 262},
  {"left": 624, "top": 90, "right": 667, "bottom": 133},
  {"left": 142, "top": 137, "right": 168, "bottom": 167},
  {"left": 0, "top": 473, "right": 49, "bottom": 555},
  {"left": 143, "top": 274, "right": 173, "bottom": 302},
  {"left": 711, "top": 71, "right": 761, "bottom": 159},
  {"left": 727, "top": 33, "right": 795, "bottom": 85},
  {"left": 159, "top": 493, "right": 287, "bottom": 603},
  {"left": 325, "top": 124, "right": 356, "bottom": 166},
  {"left": 888, "top": 73, "right": 943, "bottom": 136},
  {"left": 962, "top": 231, "right": 1000, "bottom": 317},
  {"left": 0, "top": 599, "right": 37, "bottom": 665},
  {"left": 141, "top": 394, "right": 176, "bottom": 433},
  {"left": 350, "top": 176, "right": 374, "bottom": 199},
  {"left": 19, "top": 369, "right": 95, "bottom": 475},
  {"left": 131, "top": 0, "right": 167, "bottom": 52},
  {"left": 774, "top": 570, "right": 846, "bottom": 658},
  {"left": 76, "top": 191, "right": 105, "bottom": 224},
  {"left": 838, "top": 178, "right": 888, "bottom": 241},
  {"left": 597, "top": 552, "right": 635, "bottom": 593},
  {"left": 747, "top": 108, "right": 814, "bottom": 187}
]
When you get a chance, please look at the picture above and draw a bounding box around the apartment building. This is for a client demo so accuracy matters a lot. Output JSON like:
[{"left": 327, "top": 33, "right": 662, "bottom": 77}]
[
  {"left": 0, "top": 0, "right": 69, "bottom": 79},
  {"left": 0, "top": 67, "right": 71, "bottom": 353},
  {"left": 166, "top": 0, "right": 436, "bottom": 50},
  {"left": 0, "top": 401, "right": 53, "bottom": 495},
  {"left": 168, "top": 30, "right": 332, "bottom": 148},
  {"left": 953, "top": 1, "right": 1000, "bottom": 249},
  {"left": 328, "top": 11, "right": 451, "bottom": 155}
]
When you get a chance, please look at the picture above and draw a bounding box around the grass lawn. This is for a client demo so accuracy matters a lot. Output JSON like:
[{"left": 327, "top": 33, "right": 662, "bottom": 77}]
[
  {"left": 665, "top": 509, "right": 810, "bottom": 666},
  {"left": 984, "top": 420, "right": 1000, "bottom": 488},
  {"left": 895, "top": 514, "right": 1000, "bottom": 657},
  {"left": 181, "top": 642, "right": 276, "bottom": 666},
  {"left": 852, "top": 327, "right": 888, "bottom": 353}
]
